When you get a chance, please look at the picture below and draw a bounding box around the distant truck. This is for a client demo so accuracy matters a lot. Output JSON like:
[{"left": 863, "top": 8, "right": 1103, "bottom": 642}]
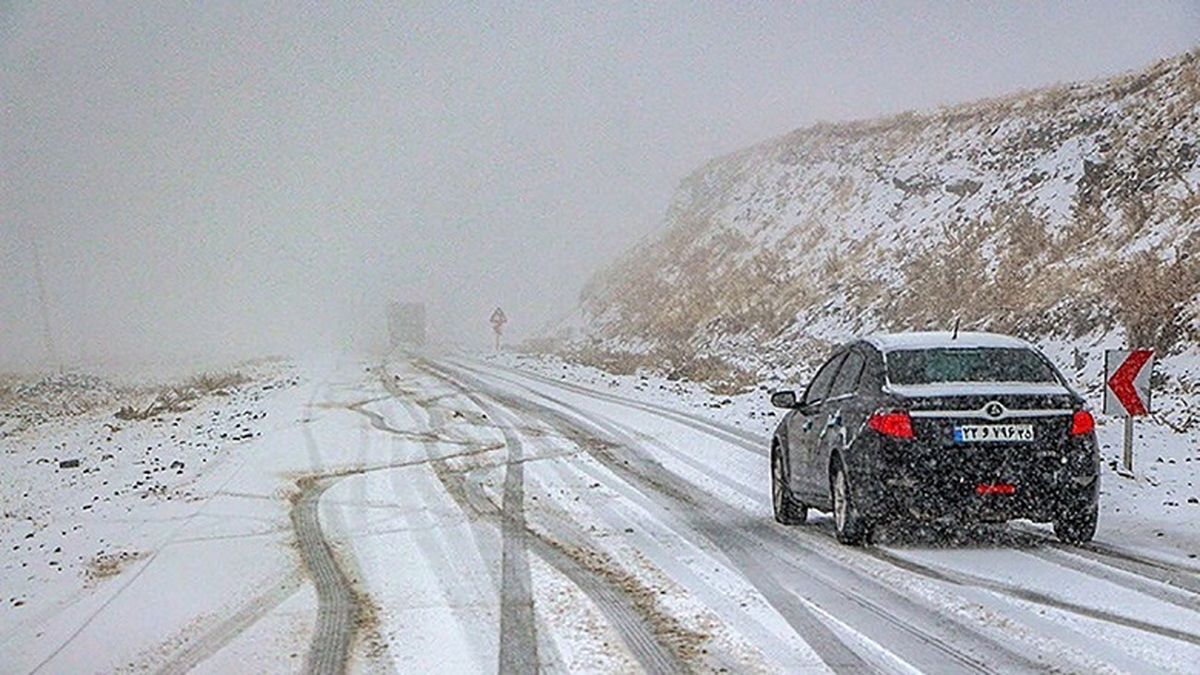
[{"left": 387, "top": 302, "right": 426, "bottom": 348}]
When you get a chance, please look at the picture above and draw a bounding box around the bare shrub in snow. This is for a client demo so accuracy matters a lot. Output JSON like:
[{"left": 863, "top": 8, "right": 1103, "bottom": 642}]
[
  {"left": 1105, "top": 252, "right": 1199, "bottom": 354},
  {"left": 0, "top": 373, "right": 124, "bottom": 436},
  {"left": 115, "top": 371, "right": 251, "bottom": 421},
  {"left": 562, "top": 49, "right": 1200, "bottom": 384},
  {"left": 85, "top": 550, "right": 149, "bottom": 584}
]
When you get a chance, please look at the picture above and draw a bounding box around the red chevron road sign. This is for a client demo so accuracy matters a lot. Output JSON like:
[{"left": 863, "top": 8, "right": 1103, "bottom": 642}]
[{"left": 1104, "top": 349, "right": 1154, "bottom": 417}]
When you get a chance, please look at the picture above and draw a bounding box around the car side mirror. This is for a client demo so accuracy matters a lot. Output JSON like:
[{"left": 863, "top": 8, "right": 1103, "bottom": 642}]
[{"left": 770, "top": 390, "right": 798, "bottom": 409}]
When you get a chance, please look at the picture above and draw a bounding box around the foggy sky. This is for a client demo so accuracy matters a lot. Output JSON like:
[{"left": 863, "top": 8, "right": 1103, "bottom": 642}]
[{"left": 3, "top": 2, "right": 1198, "bottom": 369}]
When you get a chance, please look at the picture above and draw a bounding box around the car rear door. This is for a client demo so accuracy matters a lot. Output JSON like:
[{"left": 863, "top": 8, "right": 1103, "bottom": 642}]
[
  {"left": 816, "top": 345, "right": 873, "bottom": 487},
  {"left": 787, "top": 351, "right": 845, "bottom": 501},
  {"left": 818, "top": 349, "right": 867, "bottom": 477}
]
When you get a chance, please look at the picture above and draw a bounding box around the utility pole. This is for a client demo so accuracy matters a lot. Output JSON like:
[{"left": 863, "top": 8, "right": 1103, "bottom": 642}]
[{"left": 29, "top": 231, "right": 61, "bottom": 371}]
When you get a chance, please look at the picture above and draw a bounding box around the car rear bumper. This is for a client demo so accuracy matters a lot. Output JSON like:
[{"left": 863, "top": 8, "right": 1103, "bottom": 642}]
[{"left": 854, "top": 436, "right": 1099, "bottom": 523}]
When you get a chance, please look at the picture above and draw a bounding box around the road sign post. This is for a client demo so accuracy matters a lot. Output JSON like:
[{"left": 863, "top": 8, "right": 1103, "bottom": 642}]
[
  {"left": 489, "top": 307, "right": 508, "bottom": 352},
  {"left": 1123, "top": 416, "right": 1134, "bottom": 472},
  {"left": 1103, "top": 349, "right": 1154, "bottom": 472}
]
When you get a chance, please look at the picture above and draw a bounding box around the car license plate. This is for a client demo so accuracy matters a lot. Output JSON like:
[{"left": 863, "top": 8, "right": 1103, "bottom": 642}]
[{"left": 953, "top": 424, "right": 1034, "bottom": 443}]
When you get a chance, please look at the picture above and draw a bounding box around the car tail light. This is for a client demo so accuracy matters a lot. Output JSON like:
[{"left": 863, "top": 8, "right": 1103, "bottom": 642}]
[
  {"left": 868, "top": 411, "right": 914, "bottom": 439},
  {"left": 1070, "top": 410, "right": 1095, "bottom": 436},
  {"left": 976, "top": 483, "right": 1016, "bottom": 496}
]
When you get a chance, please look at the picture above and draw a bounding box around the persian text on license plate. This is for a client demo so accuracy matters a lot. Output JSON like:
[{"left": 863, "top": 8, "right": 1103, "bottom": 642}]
[{"left": 953, "top": 424, "right": 1034, "bottom": 443}]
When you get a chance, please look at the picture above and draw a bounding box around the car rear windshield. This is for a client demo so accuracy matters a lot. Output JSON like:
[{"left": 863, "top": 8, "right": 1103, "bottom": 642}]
[{"left": 886, "top": 348, "right": 1058, "bottom": 385}]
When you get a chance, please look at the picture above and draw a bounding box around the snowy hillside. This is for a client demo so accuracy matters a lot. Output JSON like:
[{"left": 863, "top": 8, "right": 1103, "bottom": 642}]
[{"left": 571, "top": 49, "right": 1200, "bottom": 391}]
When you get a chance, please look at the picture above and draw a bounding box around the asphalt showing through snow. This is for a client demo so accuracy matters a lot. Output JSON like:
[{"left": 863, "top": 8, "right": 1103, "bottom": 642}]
[
  {"left": 416, "top": 361, "right": 688, "bottom": 674},
  {"left": 439, "top": 360, "right": 1031, "bottom": 673},
  {"left": 464, "top": 395, "right": 540, "bottom": 674}
]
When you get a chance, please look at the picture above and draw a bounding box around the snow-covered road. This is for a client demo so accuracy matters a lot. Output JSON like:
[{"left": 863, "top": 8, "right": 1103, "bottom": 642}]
[{"left": 3, "top": 352, "right": 1198, "bottom": 673}]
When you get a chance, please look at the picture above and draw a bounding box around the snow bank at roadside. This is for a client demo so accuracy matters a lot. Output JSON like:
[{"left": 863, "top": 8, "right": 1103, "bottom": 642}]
[{"left": 0, "top": 361, "right": 299, "bottom": 623}]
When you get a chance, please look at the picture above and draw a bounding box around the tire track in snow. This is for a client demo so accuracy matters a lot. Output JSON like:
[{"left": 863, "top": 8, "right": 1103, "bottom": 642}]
[
  {"left": 433, "top": 362, "right": 886, "bottom": 672},
  {"left": 469, "top": 358, "right": 1200, "bottom": 614},
  {"left": 289, "top": 402, "right": 544, "bottom": 675},
  {"left": 448, "top": 458, "right": 687, "bottom": 675},
  {"left": 525, "top": 537, "right": 684, "bottom": 675},
  {"left": 292, "top": 475, "right": 356, "bottom": 675},
  {"left": 293, "top": 376, "right": 405, "bottom": 675},
  {"left": 1022, "top": 546, "right": 1200, "bottom": 612},
  {"left": 462, "top": 358, "right": 765, "bottom": 452},
  {"left": 155, "top": 570, "right": 306, "bottom": 675},
  {"left": 443, "top": 359, "right": 1076, "bottom": 673},
  {"left": 1011, "top": 523, "right": 1200, "bottom": 598},
  {"left": 530, "top": 396, "right": 1003, "bottom": 673},
  {"left": 411, "top": 363, "right": 689, "bottom": 674},
  {"left": 869, "top": 550, "right": 1200, "bottom": 646},
  {"left": 462, "top": 395, "right": 540, "bottom": 674},
  {"left": 150, "top": 380, "right": 350, "bottom": 675},
  {"left": 293, "top": 372, "right": 500, "bottom": 675},
  {"left": 344, "top": 396, "right": 478, "bottom": 445},
  {"left": 533, "top": 444, "right": 821, "bottom": 670},
  {"left": 382, "top": 366, "right": 542, "bottom": 673},
  {"left": 293, "top": 380, "right": 359, "bottom": 675},
  {"left": 378, "top": 395, "right": 502, "bottom": 670}
]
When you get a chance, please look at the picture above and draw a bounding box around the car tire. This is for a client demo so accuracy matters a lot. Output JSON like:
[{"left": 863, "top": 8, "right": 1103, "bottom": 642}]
[
  {"left": 1053, "top": 501, "right": 1098, "bottom": 545},
  {"left": 830, "top": 457, "right": 871, "bottom": 545},
  {"left": 772, "top": 443, "right": 807, "bottom": 525}
]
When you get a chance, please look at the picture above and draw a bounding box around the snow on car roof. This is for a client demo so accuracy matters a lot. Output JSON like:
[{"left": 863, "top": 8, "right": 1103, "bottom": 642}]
[{"left": 862, "top": 331, "right": 1035, "bottom": 352}]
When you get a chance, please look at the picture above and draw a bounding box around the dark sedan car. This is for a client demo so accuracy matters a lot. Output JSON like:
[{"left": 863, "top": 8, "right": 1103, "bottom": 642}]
[{"left": 769, "top": 332, "right": 1099, "bottom": 545}]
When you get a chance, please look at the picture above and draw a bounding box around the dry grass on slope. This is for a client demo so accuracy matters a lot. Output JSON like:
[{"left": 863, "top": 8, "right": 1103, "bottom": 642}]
[
  {"left": 568, "top": 50, "right": 1200, "bottom": 386},
  {"left": 115, "top": 371, "right": 250, "bottom": 421}
]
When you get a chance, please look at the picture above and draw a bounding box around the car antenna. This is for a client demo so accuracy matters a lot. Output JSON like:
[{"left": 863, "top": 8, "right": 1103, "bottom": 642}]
[{"left": 952, "top": 317, "right": 961, "bottom": 340}]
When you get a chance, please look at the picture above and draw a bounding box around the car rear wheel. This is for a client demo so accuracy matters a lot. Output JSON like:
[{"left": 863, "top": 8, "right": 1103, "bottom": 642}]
[
  {"left": 831, "top": 458, "right": 871, "bottom": 545},
  {"left": 772, "top": 443, "right": 807, "bottom": 525},
  {"left": 1053, "top": 501, "right": 1098, "bottom": 544}
]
